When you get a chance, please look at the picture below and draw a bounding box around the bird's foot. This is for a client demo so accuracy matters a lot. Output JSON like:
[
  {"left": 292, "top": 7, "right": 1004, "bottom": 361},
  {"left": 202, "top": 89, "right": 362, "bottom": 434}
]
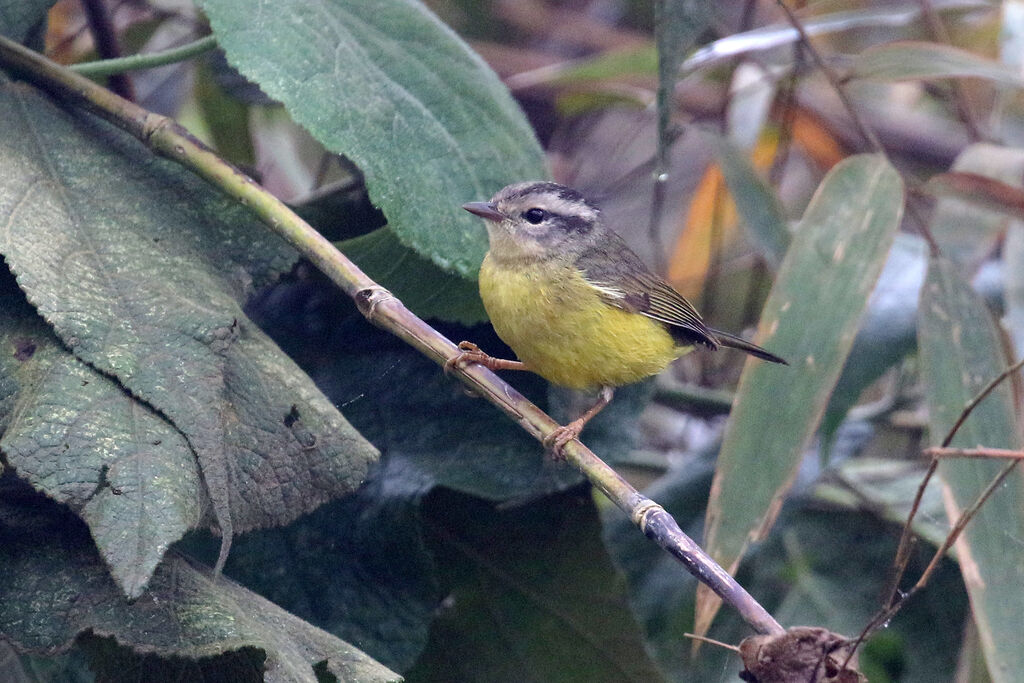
[
  {"left": 445, "top": 341, "right": 526, "bottom": 375},
  {"left": 444, "top": 341, "right": 488, "bottom": 375},
  {"left": 542, "top": 419, "right": 585, "bottom": 460}
]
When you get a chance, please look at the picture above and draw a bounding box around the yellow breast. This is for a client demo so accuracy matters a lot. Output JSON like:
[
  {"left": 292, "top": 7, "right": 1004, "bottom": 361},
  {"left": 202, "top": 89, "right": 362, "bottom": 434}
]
[{"left": 478, "top": 253, "right": 686, "bottom": 389}]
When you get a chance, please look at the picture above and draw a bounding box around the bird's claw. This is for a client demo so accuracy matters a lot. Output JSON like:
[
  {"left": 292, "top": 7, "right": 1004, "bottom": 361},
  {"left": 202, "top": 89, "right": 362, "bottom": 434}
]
[
  {"left": 444, "top": 341, "right": 490, "bottom": 375},
  {"left": 543, "top": 423, "right": 581, "bottom": 461}
]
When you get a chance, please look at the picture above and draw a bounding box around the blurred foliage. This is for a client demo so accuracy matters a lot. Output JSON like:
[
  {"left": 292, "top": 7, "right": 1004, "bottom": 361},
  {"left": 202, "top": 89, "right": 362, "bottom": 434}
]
[{"left": 2, "top": 0, "right": 1024, "bottom": 681}]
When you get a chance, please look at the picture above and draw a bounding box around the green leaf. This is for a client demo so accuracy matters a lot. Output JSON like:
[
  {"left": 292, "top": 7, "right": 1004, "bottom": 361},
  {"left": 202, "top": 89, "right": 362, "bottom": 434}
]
[
  {"left": 407, "top": 488, "right": 664, "bottom": 683},
  {"left": 222, "top": 463, "right": 443, "bottom": 674},
  {"left": 527, "top": 45, "right": 657, "bottom": 86},
  {"left": 0, "top": 0, "right": 52, "bottom": 43},
  {"left": 199, "top": 0, "right": 548, "bottom": 277},
  {"left": 337, "top": 227, "right": 487, "bottom": 324},
  {"left": 821, "top": 233, "right": 927, "bottom": 448},
  {"left": 815, "top": 457, "right": 947, "bottom": 548},
  {"left": 928, "top": 144, "right": 1024, "bottom": 269},
  {"left": 1006, "top": 225, "right": 1024, "bottom": 356},
  {"left": 918, "top": 257, "right": 1024, "bottom": 683},
  {"left": 701, "top": 155, "right": 904, "bottom": 627},
  {"left": 851, "top": 41, "right": 1024, "bottom": 86},
  {"left": 0, "top": 80, "right": 377, "bottom": 569},
  {"left": 0, "top": 495, "right": 399, "bottom": 683},
  {"left": 296, "top": 178, "right": 489, "bottom": 323},
  {"left": 708, "top": 132, "right": 790, "bottom": 267},
  {"left": 0, "top": 295, "right": 202, "bottom": 599},
  {"left": 193, "top": 56, "right": 256, "bottom": 167}
]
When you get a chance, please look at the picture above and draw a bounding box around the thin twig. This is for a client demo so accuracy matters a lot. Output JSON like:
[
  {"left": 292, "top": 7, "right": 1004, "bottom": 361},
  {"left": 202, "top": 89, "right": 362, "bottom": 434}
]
[
  {"left": 881, "top": 356, "right": 1024, "bottom": 607},
  {"left": 773, "top": 0, "right": 882, "bottom": 153},
  {"left": 684, "top": 633, "right": 741, "bottom": 653},
  {"left": 911, "top": 460, "right": 1017, "bottom": 592},
  {"left": 80, "top": 0, "right": 134, "bottom": 101},
  {"left": 924, "top": 446, "right": 1024, "bottom": 460},
  {"left": 850, "top": 458, "right": 1018, "bottom": 663},
  {"left": 0, "top": 36, "right": 784, "bottom": 637},
  {"left": 772, "top": 1, "right": 943, "bottom": 256},
  {"left": 849, "top": 356, "right": 1024, "bottom": 662},
  {"left": 940, "top": 357, "right": 1024, "bottom": 450},
  {"left": 917, "top": 0, "right": 984, "bottom": 141},
  {"left": 71, "top": 35, "right": 218, "bottom": 78}
]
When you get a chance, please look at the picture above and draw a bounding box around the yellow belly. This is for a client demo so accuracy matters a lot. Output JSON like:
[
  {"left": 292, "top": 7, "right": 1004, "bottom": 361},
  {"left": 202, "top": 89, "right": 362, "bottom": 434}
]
[{"left": 479, "top": 253, "right": 685, "bottom": 389}]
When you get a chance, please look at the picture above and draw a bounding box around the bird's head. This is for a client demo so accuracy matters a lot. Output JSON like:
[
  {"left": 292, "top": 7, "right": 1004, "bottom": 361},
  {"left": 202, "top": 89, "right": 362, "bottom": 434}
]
[{"left": 463, "top": 181, "right": 603, "bottom": 263}]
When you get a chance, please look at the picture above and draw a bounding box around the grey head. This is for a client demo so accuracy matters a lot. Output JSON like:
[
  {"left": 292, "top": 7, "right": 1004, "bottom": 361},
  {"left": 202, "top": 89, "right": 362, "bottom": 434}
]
[{"left": 463, "top": 181, "right": 607, "bottom": 263}]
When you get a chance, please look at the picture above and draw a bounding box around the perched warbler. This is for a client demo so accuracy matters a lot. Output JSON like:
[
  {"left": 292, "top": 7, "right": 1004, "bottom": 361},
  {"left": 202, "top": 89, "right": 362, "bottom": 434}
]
[{"left": 456, "top": 181, "right": 786, "bottom": 454}]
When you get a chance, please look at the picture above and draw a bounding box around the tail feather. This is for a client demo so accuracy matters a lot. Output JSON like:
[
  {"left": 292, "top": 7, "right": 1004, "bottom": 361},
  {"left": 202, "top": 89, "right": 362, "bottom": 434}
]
[{"left": 710, "top": 328, "right": 788, "bottom": 365}]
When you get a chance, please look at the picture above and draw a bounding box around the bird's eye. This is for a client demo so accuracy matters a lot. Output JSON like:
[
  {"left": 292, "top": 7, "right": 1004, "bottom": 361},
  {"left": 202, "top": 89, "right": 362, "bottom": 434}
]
[{"left": 523, "top": 208, "right": 547, "bottom": 224}]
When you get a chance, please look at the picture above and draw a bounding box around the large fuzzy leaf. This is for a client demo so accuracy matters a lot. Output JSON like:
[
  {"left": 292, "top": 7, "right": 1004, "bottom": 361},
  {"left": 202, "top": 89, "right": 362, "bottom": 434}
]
[
  {"left": 199, "top": 0, "right": 547, "bottom": 277},
  {"left": 0, "top": 294, "right": 202, "bottom": 598},
  {"left": 0, "top": 0, "right": 52, "bottom": 43},
  {"left": 0, "top": 491, "right": 398, "bottom": 683},
  {"left": 0, "top": 80, "right": 377, "bottom": 571}
]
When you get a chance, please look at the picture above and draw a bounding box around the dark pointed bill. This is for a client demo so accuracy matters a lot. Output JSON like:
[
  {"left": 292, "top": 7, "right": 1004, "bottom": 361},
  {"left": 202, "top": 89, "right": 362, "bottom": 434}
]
[{"left": 462, "top": 201, "right": 503, "bottom": 222}]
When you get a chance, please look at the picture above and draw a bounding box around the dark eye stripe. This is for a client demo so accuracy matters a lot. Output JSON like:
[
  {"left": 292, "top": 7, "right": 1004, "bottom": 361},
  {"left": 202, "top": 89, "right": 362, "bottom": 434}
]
[{"left": 560, "top": 215, "right": 593, "bottom": 234}]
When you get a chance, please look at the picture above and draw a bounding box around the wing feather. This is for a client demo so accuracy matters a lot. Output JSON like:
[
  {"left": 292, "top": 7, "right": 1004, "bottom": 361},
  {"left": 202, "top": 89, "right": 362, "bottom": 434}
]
[{"left": 575, "top": 236, "right": 720, "bottom": 349}]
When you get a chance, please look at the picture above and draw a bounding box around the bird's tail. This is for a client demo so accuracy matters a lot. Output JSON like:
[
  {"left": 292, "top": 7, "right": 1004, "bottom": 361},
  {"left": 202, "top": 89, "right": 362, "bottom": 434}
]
[{"left": 710, "top": 328, "right": 788, "bottom": 365}]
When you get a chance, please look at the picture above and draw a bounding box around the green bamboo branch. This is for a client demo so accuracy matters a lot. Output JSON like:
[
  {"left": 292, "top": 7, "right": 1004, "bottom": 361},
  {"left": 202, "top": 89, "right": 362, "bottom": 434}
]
[
  {"left": 70, "top": 35, "right": 218, "bottom": 78},
  {"left": 0, "top": 35, "right": 783, "bottom": 638}
]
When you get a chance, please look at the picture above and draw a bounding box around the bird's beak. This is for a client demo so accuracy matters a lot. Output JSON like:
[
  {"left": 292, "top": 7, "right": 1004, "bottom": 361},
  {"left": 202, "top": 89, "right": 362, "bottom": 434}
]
[{"left": 462, "top": 201, "right": 503, "bottom": 222}]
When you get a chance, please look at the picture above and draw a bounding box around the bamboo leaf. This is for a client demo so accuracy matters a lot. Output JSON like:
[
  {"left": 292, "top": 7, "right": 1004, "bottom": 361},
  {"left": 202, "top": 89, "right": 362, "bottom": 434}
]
[
  {"left": 928, "top": 144, "right": 1024, "bottom": 269},
  {"left": 699, "top": 155, "right": 904, "bottom": 634},
  {"left": 918, "top": 257, "right": 1024, "bottom": 683},
  {"left": 851, "top": 41, "right": 1024, "bottom": 86}
]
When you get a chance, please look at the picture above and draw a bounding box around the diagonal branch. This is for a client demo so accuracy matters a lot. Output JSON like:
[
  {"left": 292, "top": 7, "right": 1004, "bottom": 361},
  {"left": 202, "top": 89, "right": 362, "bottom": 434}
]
[{"left": 0, "top": 36, "right": 784, "bottom": 637}]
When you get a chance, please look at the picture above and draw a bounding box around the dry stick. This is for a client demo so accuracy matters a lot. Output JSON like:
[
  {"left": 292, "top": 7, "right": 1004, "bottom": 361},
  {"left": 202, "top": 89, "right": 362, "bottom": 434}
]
[
  {"left": 80, "top": 0, "right": 134, "bottom": 101},
  {"left": 925, "top": 446, "right": 1024, "bottom": 460},
  {"left": 917, "top": 0, "right": 984, "bottom": 142},
  {"left": 848, "top": 459, "right": 1019, "bottom": 667},
  {"left": 684, "top": 633, "right": 741, "bottom": 653},
  {"left": 773, "top": 0, "right": 882, "bottom": 153},
  {"left": 0, "top": 36, "right": 784, "bottom": 637},
  {"left": 849, "top": 356, "right": 1024, "bottom": 659}
]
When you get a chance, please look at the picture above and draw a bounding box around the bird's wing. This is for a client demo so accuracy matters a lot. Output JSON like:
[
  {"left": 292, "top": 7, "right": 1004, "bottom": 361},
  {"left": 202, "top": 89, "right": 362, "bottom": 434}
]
[{"left": 575, "top": 237, "right": 720, "bottom": 349}]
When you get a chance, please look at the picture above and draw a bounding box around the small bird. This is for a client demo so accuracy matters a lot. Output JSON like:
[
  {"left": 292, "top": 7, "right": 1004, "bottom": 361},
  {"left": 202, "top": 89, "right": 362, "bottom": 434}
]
[{"left": 455, "top": 181, "right": 786, "bottom": 455}]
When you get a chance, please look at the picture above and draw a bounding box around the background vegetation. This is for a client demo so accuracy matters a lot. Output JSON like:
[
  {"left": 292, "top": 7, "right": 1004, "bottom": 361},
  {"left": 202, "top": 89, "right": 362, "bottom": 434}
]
[{"left": 1, "top": 1, "right": 1023, "bottom": 681}]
